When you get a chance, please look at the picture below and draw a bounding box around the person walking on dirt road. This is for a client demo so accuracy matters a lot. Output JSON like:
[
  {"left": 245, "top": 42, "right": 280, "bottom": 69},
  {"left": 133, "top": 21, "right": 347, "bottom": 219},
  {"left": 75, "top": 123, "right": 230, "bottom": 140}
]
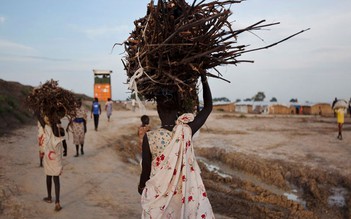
[
  {"left": 91, "top": 98, "right": 101, "bottom": 131},
  {"left": 39, "top": 115, "right": 65, "bottom": 211},
  {"left": 105, "top": 98, "right": 113, "bottom": 122},
  {"left": 335, "top": 107, "right": 345, "bottom": 140},
  {"left": 138, "top": 74, "right": 214, "bottom": 218},
  {"left": 67, "top": 99, "right": 87, "bottom": 157}
]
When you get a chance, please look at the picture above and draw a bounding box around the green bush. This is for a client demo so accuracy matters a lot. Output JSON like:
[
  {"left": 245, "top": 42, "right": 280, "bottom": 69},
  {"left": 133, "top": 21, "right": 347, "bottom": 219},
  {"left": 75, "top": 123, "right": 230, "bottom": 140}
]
[
  {"left": 13, "top": 111, "right": 25, "bottom": 123},
  {"left": 7, "top": 99, "right": 17, "bottom": 109}
]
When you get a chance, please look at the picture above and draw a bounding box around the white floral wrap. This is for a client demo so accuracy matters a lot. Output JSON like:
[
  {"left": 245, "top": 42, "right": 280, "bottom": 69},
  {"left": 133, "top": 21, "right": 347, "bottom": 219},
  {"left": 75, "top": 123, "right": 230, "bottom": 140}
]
[{"left": 141, "top": 113, "right": 214, "bottom": 219}]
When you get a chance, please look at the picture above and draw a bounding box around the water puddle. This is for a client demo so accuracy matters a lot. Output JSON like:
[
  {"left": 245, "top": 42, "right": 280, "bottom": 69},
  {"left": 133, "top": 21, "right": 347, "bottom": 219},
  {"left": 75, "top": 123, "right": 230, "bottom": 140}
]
[
  {"left": 200, "top": 161, "right": 232, "bottom": 179},
  {"left": 328, "top": 187, "right": 348, "bottom": 207},
  {"left": 283, "top": 190, "right": 307, "bottom": 208},
  {"left": 198, "top": 157, "right": 307, "bottom": 207}
]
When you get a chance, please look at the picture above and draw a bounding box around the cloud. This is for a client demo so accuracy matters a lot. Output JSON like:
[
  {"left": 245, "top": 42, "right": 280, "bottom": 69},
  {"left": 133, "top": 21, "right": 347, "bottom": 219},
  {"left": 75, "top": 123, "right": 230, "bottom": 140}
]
[
  {"left": 0, "top": 39, "right": 72, "bottom": 62},
  {"left": 0, "top": 39, "right": 34, "bottom": 51},
  {"left": 0, "top": 53, "right": 72, "bottom": 62},
  {"left": 0, "top": 16, "right": 5, "bottom": 24},
  {"left": 71, "top": 24, "right": 130, "bottom": 39},
  {"left": 20, "top": 55, "right": 71, "bottom": 62},
  {"left": 0, "top": 39, "right": 74, "bottom": 63}
]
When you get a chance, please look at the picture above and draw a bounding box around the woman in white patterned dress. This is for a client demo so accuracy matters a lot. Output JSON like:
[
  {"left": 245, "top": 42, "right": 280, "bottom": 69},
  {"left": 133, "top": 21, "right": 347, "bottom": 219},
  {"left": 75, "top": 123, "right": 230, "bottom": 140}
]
[
  {"left": 138, "top": 74, "right": 214, "bottom": 219},
  {"left": 67, "top": 99, "right": 87, "bottom": 157}
]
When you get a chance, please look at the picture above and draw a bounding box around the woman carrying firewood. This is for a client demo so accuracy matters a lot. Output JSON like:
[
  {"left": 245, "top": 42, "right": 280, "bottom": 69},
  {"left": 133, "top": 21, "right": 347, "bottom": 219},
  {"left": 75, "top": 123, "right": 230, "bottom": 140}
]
[
  {"left": 38, "top": 113, "right": 65, "bottom": 212},
  {"left": 27, "top": 79, "right": 78, "bottom": 212},
  {"left": 138, "top": 74, "right": 214, "bottom": 218}
]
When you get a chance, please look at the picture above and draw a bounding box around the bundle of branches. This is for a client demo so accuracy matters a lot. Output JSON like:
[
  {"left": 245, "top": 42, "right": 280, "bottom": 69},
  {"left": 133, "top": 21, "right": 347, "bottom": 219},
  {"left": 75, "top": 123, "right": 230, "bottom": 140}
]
[
  {"left": 26, "top": 79, "right": 78, "bottom": 123},
  {"left": 123, "top": 0, "right": 308, "bottom": 112}
]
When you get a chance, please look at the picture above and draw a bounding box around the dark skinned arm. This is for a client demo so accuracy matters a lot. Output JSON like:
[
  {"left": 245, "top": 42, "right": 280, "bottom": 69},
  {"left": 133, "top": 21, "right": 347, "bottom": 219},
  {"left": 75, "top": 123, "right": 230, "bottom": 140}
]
[
  {"left": 51, "top": 123, "right": 60, "bottom": 137},
  {"left": 83, "top": 119, "right": 87, "bottom": 133},
  {"left": 52, "top": 119, "right": 65, "bottom": 137},
  {"left": 66, "top": 120, "right": 72, "bottom": 133},
  {"left": 189, "top": 75, "right": 213, "bottom": 135},
  {"left": 35, "top": 111, "right": 45, "bottom": 128},
  {"left": 138, "top": 134, "right": 152, "bottom": 194}
]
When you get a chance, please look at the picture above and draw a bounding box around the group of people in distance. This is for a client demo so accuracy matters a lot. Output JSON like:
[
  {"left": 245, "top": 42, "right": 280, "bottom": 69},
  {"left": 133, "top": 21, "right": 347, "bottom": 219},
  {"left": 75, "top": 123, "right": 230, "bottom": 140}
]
[{"left": 35, "top": 73, "right": 215, "bottom": 217}]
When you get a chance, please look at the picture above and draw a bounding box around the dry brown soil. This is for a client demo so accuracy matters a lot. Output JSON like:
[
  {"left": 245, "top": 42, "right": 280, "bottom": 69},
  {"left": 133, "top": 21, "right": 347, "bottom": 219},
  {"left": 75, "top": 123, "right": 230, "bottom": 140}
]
[{"left": 1, "top": 109, "right": 350, "bottom": 219}]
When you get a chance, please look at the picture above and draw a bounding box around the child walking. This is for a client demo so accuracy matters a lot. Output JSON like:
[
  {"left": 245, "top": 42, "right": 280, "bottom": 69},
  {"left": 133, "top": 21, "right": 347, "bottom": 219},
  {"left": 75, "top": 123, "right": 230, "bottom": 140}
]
[
  {"left": 105, "top": 98, "right": 113, "bottom": 122},
  {"left": 138, "top": 115, "right": 150, "bottom": 152}
]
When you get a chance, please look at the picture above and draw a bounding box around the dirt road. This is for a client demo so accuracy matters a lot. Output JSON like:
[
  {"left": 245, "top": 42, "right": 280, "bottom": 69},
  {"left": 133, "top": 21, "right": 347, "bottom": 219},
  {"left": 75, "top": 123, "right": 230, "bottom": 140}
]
[{"left": 1, "top": 111, "right": 144, "bottom": 218}]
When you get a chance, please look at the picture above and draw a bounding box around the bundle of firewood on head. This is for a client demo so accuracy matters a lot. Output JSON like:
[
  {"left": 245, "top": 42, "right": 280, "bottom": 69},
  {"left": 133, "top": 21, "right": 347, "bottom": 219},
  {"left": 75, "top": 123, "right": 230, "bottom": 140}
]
[
  {"left": 26, "top": 79, "right": 78, "bottom": 124},
  {"left": 123, "top": 0, "right": 309, "bottom": 113}
]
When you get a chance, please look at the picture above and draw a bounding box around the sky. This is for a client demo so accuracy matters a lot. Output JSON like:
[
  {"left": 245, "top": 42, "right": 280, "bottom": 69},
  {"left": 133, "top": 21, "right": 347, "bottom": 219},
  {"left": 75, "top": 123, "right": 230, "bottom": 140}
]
[{"left": 1, "top": 0, "right": 350, "bottom": 104}]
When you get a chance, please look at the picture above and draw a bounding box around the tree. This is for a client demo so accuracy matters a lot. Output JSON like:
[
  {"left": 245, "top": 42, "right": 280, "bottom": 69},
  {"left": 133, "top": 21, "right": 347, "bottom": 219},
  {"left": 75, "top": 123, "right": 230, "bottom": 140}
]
[
  {"left": 235, "top": 98, "right": 241, "bottom": 103},
  {"left": 270, "top": 97, "right": 277, "bottom": 102},
  {"left": 252, "top": 91, "right": 266, "bottom": 101},
  {"left": 244, "top": 98, "right": 252, "bottom": 101},
  {"left": 289, "top": 98, "right": 298, "bottom": 103}
]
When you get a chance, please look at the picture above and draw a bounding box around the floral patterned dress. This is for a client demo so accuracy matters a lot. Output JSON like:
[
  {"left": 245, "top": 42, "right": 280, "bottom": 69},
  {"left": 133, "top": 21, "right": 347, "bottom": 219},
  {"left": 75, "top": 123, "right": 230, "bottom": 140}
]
[
  {"left": 141, "top": 114, "right": 214, "bottom": 219},
  {"left": 71, "top": 106, "right": 87, "bottom": 145}
]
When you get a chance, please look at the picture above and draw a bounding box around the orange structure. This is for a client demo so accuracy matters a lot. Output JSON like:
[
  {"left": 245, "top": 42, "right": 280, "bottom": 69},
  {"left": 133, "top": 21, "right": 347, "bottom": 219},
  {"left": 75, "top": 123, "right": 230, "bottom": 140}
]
[{"left": 93, "top": 69, "right": 112, "bottom": 101}]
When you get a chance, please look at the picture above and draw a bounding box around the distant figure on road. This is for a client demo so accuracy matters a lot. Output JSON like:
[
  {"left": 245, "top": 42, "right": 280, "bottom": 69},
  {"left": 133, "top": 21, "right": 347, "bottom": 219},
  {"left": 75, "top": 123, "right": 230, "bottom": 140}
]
[
  {"left": 348, "top": 98, "right": 351, "bottom": 118},
  {"left": 105, "top": 98, "right": 113, "bottom": 122},
  {"left": 67, "top": 99, "right": 87, "bottom": 157},
  {"left": 335, "top": 108, "right": 345, "bottom": 140},
  {"left": 91, "top": 98, "right": 101, "bottom": 131}
]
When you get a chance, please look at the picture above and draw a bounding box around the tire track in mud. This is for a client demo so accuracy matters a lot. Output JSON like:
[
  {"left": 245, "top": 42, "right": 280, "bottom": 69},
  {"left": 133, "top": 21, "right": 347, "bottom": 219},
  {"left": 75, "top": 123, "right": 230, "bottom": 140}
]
[{"left": 196, "top": 147, "right": 351, "bottom": 219}]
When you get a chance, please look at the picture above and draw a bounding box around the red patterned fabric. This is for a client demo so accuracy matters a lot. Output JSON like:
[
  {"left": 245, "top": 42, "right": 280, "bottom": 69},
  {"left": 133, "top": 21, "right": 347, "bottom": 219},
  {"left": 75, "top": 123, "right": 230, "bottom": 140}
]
[{"left": 141, "top": 114, "right": 214, "bottom": 219}]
